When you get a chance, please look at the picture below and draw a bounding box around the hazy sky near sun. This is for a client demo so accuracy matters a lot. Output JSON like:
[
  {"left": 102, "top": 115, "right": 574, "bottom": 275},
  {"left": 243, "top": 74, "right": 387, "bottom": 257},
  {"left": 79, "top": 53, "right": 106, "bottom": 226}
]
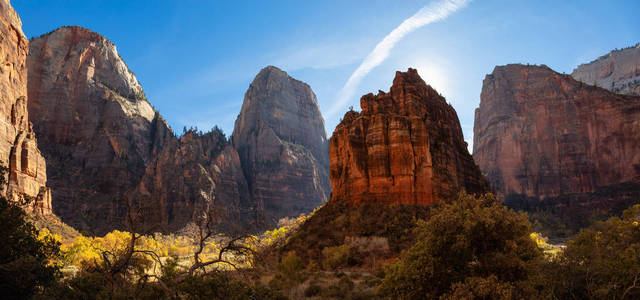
[{"left": 14, "top": 0, "right": 640, "bottom": 149}]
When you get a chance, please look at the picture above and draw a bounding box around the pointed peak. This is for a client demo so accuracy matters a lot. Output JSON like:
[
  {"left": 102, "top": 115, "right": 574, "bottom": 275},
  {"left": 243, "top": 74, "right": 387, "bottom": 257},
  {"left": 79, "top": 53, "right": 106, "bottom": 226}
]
[{"left": 391, "top": 68, "right": 431, "bottom": 91}]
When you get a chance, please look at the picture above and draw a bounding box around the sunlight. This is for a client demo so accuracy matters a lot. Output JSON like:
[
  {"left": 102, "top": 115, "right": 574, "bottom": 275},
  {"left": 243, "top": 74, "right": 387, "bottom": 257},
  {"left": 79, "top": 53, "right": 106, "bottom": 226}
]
[{"left": 413, "top": 61, "right": 451, "bottom": 101}]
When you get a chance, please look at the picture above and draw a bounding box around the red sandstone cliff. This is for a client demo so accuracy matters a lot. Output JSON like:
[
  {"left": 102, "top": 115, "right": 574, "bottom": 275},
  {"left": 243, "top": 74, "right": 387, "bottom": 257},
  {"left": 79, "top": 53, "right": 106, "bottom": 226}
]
[
  {"left": 0, "top": 0, "right": 51, "bottom": 214},
  {"left": 231, "top": 66, "right": 330, "bottom": 225},
  {"left": 330, "top": 68, "right": 487, "bottom": 205},
  {"left": 27, "top": 26, "right": 165, "bottom": 233},
  {"left": 473, "top": 64, "right": 640, "bottom": 215}
]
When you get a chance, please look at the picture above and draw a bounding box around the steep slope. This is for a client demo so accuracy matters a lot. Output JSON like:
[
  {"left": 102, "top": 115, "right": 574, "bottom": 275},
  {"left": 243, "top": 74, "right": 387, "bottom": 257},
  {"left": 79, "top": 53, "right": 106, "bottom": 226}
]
[
  {"left": 571, "top": 44, "right": 640, "bottom": 96},
  {"left": 0, "top": 0, "right": 51, "bottom": 214},
  {"left": 27, "top": 26, "right": 164, "bottom": 233},
  {"left": 330, "top": 68, "right": 488, "bottom": 205},
  {"left": 473, "top": 64, "right": 640, "bottom": 230},
  {"left": 231, "top": 66, "right": 330, "bottom": 225}
]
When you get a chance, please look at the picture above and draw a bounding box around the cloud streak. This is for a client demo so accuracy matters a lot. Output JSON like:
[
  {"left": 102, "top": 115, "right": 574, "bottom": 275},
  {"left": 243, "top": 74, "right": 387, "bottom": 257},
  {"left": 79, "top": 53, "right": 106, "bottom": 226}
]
[{"left": 327, "top": 0, "right": 470, "bottom": 118}]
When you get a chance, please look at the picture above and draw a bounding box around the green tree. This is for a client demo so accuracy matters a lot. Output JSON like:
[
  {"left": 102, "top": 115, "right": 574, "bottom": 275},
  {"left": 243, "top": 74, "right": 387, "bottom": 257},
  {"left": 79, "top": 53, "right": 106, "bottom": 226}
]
[
  {"left": 379, "top": 193, "right": 543, "bottom": 299},
  {"left": 0, "top": 164, "right": 60, "bottom": 299},
  {"left": 549, "top": 204, "right": 640, "bottom": 299}
]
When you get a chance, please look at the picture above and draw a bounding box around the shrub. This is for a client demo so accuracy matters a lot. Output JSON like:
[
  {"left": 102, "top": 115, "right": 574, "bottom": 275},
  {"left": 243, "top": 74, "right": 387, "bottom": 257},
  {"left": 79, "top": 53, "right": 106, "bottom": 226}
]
[
  {"left": 548, "top": 204, "right": 640, "bottom": 299},
  {"left": 379, "top": 192, "right": 543, "bottom": 299},
  {"left": 277, "top": 251, "right": 304, "bottom": 281},
  {"left": 321, "top": 244, "right": 351, "bottom": 270}
]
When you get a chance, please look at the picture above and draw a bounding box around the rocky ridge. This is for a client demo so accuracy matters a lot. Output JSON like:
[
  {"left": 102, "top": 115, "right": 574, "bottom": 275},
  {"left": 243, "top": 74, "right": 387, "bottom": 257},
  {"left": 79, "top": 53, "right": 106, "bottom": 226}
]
[
  {"left": 571, "top": 44, "right": 640, "bottom": 96},
  {"left": 0, "top": 0, "right": 51, "bottom": 214}
]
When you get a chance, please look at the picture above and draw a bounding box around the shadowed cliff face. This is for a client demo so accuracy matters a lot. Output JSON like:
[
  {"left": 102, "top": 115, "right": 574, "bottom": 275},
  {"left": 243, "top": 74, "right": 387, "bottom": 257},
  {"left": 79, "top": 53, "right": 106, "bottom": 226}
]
[
  {"left": 572, "top": 44, "right": 640, "bottom": 96},
  {"left": 330, "top": 68, "right": 488, "bottom": 205},
  {"left": 27, "top": 26, "right": 254, "bottom": 234},
  {"left": 27, "top": 26, "right": 163, "bottom": 232},
  {"left": 473, "top": 64, "right": 640, "bottom": 217},
  {"left": 0, "top": 0, "right": 51, "bottom": 214},
  {"left": 27, "top": 27, "right": 329, "bottom": 234},
  {"left": 232, "top": 66, "right": 330, "bottom": 225},
  {"left": 135, "top": 126, "right": 253, "bottom": 234}
]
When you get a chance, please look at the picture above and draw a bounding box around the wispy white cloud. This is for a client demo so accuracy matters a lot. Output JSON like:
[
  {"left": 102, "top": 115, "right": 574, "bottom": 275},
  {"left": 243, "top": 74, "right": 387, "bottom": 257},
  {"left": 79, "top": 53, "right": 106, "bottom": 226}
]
[
  {"left": 326, "top": 0, "right": 471, "bottom": 118},
  {"left": 274, "top": 39, "right": 371, "bottom": 71}
]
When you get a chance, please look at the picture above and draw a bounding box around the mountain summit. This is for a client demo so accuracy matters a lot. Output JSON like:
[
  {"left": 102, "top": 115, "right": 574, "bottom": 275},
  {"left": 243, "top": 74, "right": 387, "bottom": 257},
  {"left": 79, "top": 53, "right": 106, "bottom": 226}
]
[
  {"left": 330, "top": 68, "right": 487, "bottom": 205},
  {"left": 232, "top": 66, "right": 330, "bottom": 225}
]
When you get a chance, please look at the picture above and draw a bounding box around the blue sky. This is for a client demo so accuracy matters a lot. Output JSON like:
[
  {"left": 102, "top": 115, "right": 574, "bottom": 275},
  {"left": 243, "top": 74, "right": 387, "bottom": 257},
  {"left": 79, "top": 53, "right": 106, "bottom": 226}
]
[{"left": 14, "top": 0, "right": 640, "bottom": 148}]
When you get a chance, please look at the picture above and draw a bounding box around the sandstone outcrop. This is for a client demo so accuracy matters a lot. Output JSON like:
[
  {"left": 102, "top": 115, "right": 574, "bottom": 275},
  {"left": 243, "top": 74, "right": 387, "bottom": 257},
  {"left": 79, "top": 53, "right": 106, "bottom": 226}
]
[
  {"left": 231, "top": 66, "right": 330, "bottom": 225},
  {"left": 330, "top": 68, "right": 487, "bottom": 205},
  {"left": 473, "top": 64, "right": 640, "bottom": 221},
  {"left": 571, "top": 44, "right": 640, "bottom": 96},
  {"left": 282, "top": 69, "right": 488, "bottom": 263},
  {"left": 0, "top": 0, "right": 51, "bottom": 214}
]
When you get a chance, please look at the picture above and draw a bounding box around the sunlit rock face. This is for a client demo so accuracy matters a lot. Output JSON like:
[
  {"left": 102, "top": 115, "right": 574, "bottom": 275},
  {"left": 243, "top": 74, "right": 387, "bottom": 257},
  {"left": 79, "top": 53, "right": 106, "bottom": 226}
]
[
  {"left": 330, "top": 68, "right": 488, "bottom": 205},
  {"left": 0, "top": 0, "right": 51, "bottom": 214},
  {"left": 571, "top": 44, "right": 640, "bottom": 96},
  {"left": 231, "top": 66, "right": 330, "bottom": 225},
  {"left": 474, "top": 64, "right": 640, "bottom": 215}
]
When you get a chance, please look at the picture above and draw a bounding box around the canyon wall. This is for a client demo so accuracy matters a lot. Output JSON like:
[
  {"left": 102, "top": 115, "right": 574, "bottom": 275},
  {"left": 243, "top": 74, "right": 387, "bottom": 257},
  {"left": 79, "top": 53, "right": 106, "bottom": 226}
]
[
  {"left": 474, "top": 64, "right": 640, "bottom": 222},
  {"left": 571, "top": 44, "right": 640, "bottom": 96},
  {"left": 28, "top": 26, "right": 165, "bottom": 232},
  {"left": 0, "top": 0, "right": 51, "bottom": 214}
]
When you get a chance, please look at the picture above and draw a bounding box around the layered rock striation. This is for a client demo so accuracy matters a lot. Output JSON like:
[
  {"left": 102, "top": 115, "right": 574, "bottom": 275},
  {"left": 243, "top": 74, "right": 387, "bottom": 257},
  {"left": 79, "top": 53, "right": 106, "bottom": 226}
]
[
  {"left": 330, "top": 68, "right": 488, "bottom": 205},
  {"left": 571, "top": 44, "right": 640, "bottom": 96},
  {"left": 0, "top": 0, "right": 51, "bottom": 214},
  {"left": 473, "top": 64, "right": 640, "bottom": 219},
  {"left": 231, "top": 66, "right": 330, "bottom": 225}
]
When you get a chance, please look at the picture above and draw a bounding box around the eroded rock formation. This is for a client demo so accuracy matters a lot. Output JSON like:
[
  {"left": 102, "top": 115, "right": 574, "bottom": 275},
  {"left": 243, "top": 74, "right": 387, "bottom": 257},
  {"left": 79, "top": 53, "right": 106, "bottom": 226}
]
[
  {"left": 330, "top": 68, "right": 487, "bottom": 205},
  {"left": 0, "top": 0, "right": 51, "bottom": 214},
  {"left": 231, "top": 66, "right": 330, "bottom": 225},
  {"left": 473, "top": 64, "right": 640, "bottom": 221},
  {"left": 571, "top": 44, "right": 640, "bottom": 96}
]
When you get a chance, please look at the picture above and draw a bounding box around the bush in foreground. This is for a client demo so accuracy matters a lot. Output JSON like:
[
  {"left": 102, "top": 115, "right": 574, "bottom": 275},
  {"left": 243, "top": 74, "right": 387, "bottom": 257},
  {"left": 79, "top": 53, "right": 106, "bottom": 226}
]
[{"left": 379, "top": 193, "right": 543, "bottom": 299}]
